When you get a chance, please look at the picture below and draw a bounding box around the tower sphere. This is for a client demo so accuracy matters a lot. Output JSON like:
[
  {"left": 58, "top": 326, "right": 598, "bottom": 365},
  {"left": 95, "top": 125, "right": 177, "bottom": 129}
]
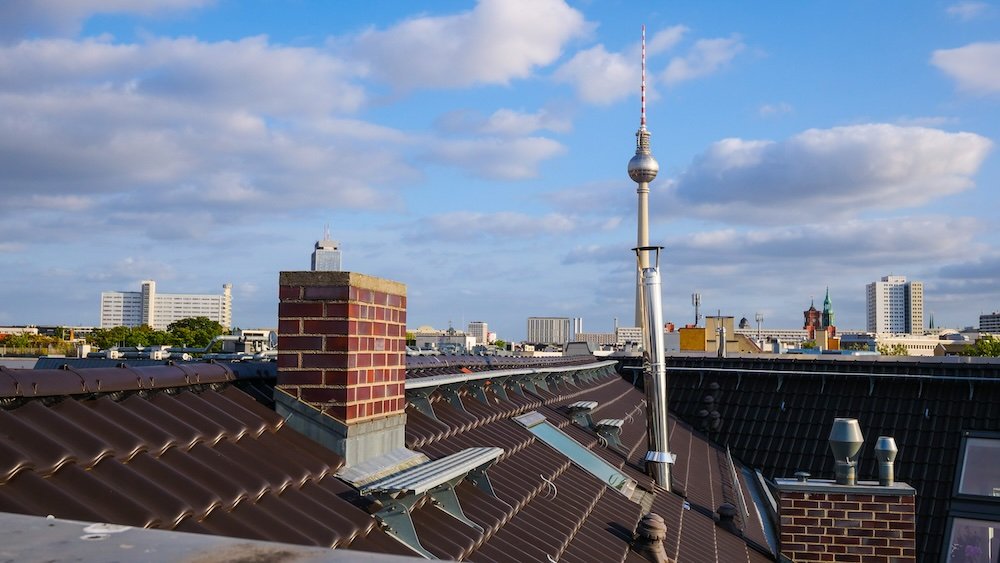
[{"left": 628, "top": 152, "right": 659, "bottom": 184}]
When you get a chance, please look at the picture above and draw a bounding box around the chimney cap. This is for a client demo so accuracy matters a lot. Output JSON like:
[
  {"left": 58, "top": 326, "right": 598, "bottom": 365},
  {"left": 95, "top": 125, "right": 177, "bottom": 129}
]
[{"left": 874, "top": 436, "right": 898, "bottom": 462}]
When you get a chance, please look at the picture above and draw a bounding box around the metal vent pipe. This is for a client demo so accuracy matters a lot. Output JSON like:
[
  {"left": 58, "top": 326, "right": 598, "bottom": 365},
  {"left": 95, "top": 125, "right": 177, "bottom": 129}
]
[
  {"left": 829, "top": 418, "right": 864, "bottom": 486},
  {"left": 635, "top": 246, "right": 671, "bottom": 490},
  {"left": 874, "top": 436, "right": 898, "bottom": 486}
]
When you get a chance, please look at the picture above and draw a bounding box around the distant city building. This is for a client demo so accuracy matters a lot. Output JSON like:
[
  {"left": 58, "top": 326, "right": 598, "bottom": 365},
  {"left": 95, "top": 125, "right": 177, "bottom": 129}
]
[
  {"left": 866, "top": 275, "right": 924, "bottom": 334},
  {"left": 467, "top": 321, "right": 488, "bottom": 345},
  {"left": 100, "top": 280, "right": 232, "bottom": 330},
  {"left": 980, "top": 312, "right": 1000, "bottom": 333},
  {"left": 311, "top": 228, "right": 342, "bottom": 272},
  {"left": 614, "top": 326, "right": 643, "bottom": 347},
  {"left": 526, "top": 317, "right": 571, "bottom": 345},
  {"left": 575, "top": 332, "right": 616, "bottom": 348},
  {"left": 410, "top": 325, "right": 475, "bottom": 354},
  {"left": 803, "top": 288, "right": 837, "bottom": 339}
]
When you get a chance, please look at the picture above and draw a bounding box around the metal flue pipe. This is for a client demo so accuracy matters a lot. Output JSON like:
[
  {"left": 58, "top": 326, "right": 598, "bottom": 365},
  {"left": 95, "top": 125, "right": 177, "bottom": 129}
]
[{"left": 634, "top": 246, "right": 672, "bottom": 490}]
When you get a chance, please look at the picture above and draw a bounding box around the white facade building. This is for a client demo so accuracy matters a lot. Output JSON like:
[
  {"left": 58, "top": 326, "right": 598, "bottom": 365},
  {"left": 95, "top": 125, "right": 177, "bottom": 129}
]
[
  {"left": 866, "top": 275, "right": 924, "bottom": 334},
  {"left": 615, "top": 326, "right": 643, "bottom": 346},
  {"left": 467, "top": 321, "right": 488, "bottom": 345},
  {"left": 100, "top": 280, "right": 232, "bottom": 330},
  {"left": 526, "top": 317, "right": 572, "bottom": 345},
  {"left": 980, "top": 312, "right": 1000, "bottom": 333}
]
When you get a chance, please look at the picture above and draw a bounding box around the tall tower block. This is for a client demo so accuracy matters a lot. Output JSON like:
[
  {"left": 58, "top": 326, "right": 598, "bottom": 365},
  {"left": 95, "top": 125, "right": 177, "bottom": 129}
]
[{"left": 628, "top": 26, "right": 660, "bottom": 327}]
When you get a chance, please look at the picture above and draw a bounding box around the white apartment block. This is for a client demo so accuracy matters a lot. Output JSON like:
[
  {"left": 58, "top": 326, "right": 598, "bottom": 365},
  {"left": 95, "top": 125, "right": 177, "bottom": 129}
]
[
  {"left": 980, "top": 312, "right": 1000, "bottom": 333},
  {"left": 615, "top": 326, "right": 643, "bottom": 346},
  {"left": 467, "top": 321, "right": 488, "bottom": 345},
  {"left": 866, "top": 275, "right": 924, "bottom": 334},
  {"left": 101, "top": 280, "right": 232, "bottom": 330},
  {"left": 526, "top": 317, "right": 572, "bottom": 345}
]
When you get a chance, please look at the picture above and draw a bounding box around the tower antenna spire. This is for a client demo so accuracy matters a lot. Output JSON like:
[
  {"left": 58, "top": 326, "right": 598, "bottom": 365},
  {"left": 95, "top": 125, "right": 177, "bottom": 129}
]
[{"left": 641, "top": 24, "right": 646, "bottom": 128}]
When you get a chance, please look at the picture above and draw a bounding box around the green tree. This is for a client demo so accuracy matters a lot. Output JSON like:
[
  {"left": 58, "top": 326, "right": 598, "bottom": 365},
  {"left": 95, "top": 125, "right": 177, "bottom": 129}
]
[
  {"left": 959, "top": 336, "right": 1000, "bottom": 357},
  {"left": 167, "top": 317, "right": 226, "bottom": 349},
  {"left": 800, "top": 340, "right": 818, "bottom": 349},
  {"left": 405, "top": 331, "right": 416, "bottom": 346},
  {"left": 877, "top": 343, "right": 909, "bottom": 356},
  {"left": 493, "top": 339, "right": 507, "bottom": 350}
]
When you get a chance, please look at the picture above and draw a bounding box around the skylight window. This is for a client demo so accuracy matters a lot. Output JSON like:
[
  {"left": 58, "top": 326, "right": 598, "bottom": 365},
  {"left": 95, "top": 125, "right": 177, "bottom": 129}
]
[
  {"left": 514, "top": 411, "right": 637, "bottom": 499},
  {"left": 957, "top": 437, "right": 1000, "bottom": 498}
]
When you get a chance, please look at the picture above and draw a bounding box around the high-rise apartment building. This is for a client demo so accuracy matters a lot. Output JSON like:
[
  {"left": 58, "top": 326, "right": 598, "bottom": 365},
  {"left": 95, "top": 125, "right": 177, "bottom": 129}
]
[
  {"left": 526, "top": 317, "right": 572, "bottom": 345},
  {"left": 311, "top": 230, "right": 342, "bottom": 272},
  {"left": 467, "top": 321, "right": 488, "bottom": 345},
  {"left": 865, "top": 275, "right": 924, "bottom": 334},
  {"left": 100, "top": 280, "right": 232, "bottom": 330},
  {"left": 980, "top": 312, "right": 1000, "bottom": 333}
]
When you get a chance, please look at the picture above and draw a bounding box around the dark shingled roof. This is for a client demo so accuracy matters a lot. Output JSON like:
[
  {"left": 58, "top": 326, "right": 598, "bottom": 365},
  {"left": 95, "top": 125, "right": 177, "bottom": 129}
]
[
  {"left": 0, "top": 359, "right": 775, "bottom": 561},
  {"left": 660, "top": 353, "right": 1000, "bottom": 563}
]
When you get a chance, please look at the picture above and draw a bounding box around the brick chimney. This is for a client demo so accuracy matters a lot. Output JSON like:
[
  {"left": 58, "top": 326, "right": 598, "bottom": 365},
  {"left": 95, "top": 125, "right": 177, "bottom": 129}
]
[
  {"left": 774, "top": 479, "right": 915, "bottom": 561},
  {"left": 275, "top": 271, "right": 407, "bottom": 467}
]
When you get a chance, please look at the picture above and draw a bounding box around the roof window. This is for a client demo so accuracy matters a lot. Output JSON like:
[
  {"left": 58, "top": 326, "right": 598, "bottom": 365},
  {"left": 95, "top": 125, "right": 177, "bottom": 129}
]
[
  {"left": 947, "top": 516, "right": 999, "bottom": 562},
  {"left": 514, "top": 411, "right": 638, "bottom": 499},
  {"left": 957, "top": 436, "right": 1000, "bottom": 498}
]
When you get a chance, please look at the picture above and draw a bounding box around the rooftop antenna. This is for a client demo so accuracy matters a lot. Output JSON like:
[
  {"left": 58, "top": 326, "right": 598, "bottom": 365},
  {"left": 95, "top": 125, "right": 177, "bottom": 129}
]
[
  {"left": 691, "top": 293, "right": 702, "bottom": 326},
  {"left": 323, "top": 223, "right": 331, "bottom": 241}
]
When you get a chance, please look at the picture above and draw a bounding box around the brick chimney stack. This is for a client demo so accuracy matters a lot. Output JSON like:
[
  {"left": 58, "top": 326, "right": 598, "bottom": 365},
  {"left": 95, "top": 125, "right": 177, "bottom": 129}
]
[
  {"left": 275, "top": 271, "right": 407, "bottom": 466},
  {"left": 774, "top": 478, "right": 916, "bottom": 561}
]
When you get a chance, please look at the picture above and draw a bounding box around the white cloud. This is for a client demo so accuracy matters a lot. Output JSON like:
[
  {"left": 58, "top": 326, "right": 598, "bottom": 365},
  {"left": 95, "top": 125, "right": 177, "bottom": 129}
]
[
  {"left": 424, "top": 137, "right": 566, "bottom": 180},
  {"left": 0, "top": 34, "right": 418, "bottom": 242},
  {"left": 931, "top": 42, "right": 1000, "bottom": 94},
  {"left": 646, "top": 26, "right": 688, "bottom": 55},
  {"left": 660, "top": 124, "right": 993, "bottom": 222},
  {"left": 946, "top": 1, "right": 990, "bottom": 20},
  {"left": 353, "top": 0, "right": 589, "bottom": 90},
  {"left": 423, "top": 211, "right": 577, "bottom": 240},
  {"left": 437, "top": 107, "right": 571, "bottom": 136},
  {"left": 758, "top": 102, "right": 793, "bottom": 117},
  {"left": 0, "top": 0, "right": 213, "bottom": 40},
  {"left": 663, "top": 35, "right": 744, "bottom": 85},
  {"left": 554, "top": 44, "right": 636, "bottom": 105}
]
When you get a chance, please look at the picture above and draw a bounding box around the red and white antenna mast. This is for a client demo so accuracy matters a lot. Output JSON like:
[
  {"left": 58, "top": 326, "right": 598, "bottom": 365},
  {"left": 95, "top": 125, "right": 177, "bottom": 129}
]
[{"left": 641, "top": 24, "right": 646, "bottom": 128}]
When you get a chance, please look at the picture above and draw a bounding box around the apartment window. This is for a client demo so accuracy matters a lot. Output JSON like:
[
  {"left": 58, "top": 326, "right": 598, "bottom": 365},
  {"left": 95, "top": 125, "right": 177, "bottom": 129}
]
[
  {"left": 514, "top": 411, "right": 637, "bottom": 498},
  {"left": 946, "top": 517, "right": 999, "bottom": 562}
]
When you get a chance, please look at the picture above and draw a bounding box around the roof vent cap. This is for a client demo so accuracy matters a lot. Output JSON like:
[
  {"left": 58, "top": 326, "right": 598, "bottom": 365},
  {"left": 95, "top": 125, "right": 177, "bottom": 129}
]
[
  {"left": 829, "top": 418, "right": 864, "bottom": 485},
  {"left": 874, "top": 436, "right": 898, "bottom": 486}
]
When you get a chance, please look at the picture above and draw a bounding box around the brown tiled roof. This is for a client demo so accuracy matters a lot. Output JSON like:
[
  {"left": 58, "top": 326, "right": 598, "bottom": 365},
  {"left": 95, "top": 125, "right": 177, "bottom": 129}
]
[
  {"left": 0, "top": 364, "right": 411, "bottom": 556},
  {"left": 1, "top": 360, "right": 774, "bottom": 561},
  {"left": 662, "top": 354, "right": 1000, "bottom": 562},
  {"left": 402, "top": 367, "right": 774, "bottom": 561}
]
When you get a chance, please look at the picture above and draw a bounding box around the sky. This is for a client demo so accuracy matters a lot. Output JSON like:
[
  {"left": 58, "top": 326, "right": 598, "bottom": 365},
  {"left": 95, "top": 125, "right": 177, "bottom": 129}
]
[{"left": 0, "top": 0, "right": 998, "bottom": 340}]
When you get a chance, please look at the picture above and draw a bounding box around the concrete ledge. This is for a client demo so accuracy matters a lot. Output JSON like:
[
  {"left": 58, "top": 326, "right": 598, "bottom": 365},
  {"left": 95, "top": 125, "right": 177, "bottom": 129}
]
[
  {"left": 774, "top": 478, "right": 915, "bottom": 496},
  {"left": 280, "top": 271, "right": 406, "bottom": 296}
]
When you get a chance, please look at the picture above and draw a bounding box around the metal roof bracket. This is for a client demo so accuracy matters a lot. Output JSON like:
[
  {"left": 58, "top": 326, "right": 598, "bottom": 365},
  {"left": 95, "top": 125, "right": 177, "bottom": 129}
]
[
  {"left": 968, "top": 380, "right": 975, "bottom": 400},
  {"left": 362, "top": 447, "right": 504, "bottom": 559},
  {"left": 821, "top": 374, "right": 826, "bottom": 394},
  {"left": 373, "top": 495, "right": 434, "bottom": 559},
  {"left": 532, "top": 373, "right": 550, "bottom": 394},
  {"left": 776, "top": 375, "right": 783, "bottom": 392},
  {"left": 439, "top": 383, "right": 468, "bottom": 414},
  {"left": 407, "top": 388, "right": 438, "bottom": 422},
  {"left": 917, "top": 379, "right": 923, "bottom": 398},
  {"left": 868, "top": 376, "right": 875, "bottom": 396},
  {"left": 489, "top": 377, "right": 510, "bottom": 402},
  {"left": 466, "top": 380, "right": 491, "bottom": 405},
  {"left": 736, "top": 372, "right": 742, "bottom": 390},
  {"left": 595, "top": 418, "right": 626, "bottom": 452},
  {"left": 429, "top": 476, "right": 484, "bottom": 532},
  {"left": 467, "top": 464, "right": 500, "bottom": 499},
  {"left": 567, "top": 401, "right": 597, "bottom": 428}
]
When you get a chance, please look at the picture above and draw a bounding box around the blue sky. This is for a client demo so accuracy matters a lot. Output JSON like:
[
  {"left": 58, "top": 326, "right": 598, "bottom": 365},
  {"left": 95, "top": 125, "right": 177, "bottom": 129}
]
[{"left": 1, "top": 0, "right": 998, "bottom": 340}]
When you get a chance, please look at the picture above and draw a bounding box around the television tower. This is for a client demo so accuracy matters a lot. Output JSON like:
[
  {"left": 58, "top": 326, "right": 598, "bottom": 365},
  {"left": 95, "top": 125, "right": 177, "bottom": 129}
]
[{"left": 628, "top": 25, "right": 660, "bottom": 327}]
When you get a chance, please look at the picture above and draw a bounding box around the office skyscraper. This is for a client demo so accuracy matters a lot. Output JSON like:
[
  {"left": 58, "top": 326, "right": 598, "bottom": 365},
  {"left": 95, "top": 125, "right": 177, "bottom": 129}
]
[
  {"left": 866, "top": 275, "right": 924, "bottom": 334},
  {"left": 311, "top": 227, "right": 342, "bottom": 272}
]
